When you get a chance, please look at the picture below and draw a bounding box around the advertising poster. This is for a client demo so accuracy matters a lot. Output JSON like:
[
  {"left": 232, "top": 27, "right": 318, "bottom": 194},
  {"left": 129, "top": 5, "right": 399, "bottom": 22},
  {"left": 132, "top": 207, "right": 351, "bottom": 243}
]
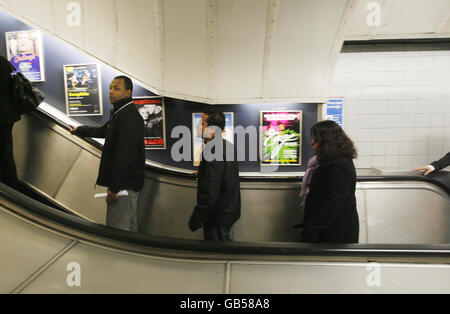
[
  {"left": 64, "top": 64, "right": 103, "bottom": 116},
  {"left": 6, "top": 30, "right": 45, "bottom": 82},
  {"left": 135, "top": 97, "right": 166, "bottom": 150},
  {"left": 192, "top": 112, "right": 234, "bottom": 167},
  {"left": 260, "top": 111, "right": 302, "bottom": 166},
  {"left": 326, "top": 98, "right": 344, "bottom": 127}
]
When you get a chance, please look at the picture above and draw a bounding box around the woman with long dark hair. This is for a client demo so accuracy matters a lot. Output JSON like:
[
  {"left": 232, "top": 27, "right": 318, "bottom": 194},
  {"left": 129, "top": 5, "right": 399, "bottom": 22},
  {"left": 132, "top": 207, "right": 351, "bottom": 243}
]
[{"left": 301, "top": 120, "right": 359, "bottom": 243}]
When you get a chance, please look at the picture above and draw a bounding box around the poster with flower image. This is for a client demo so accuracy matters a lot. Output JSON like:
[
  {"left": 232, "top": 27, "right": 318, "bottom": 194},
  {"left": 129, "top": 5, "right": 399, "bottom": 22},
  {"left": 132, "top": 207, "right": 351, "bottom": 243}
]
[{"left": 260, "top": 111, "right": 302, "bottom": 166}]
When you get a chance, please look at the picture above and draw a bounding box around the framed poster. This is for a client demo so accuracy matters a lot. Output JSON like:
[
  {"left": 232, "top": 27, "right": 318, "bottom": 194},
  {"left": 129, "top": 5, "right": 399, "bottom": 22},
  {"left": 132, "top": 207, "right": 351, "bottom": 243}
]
[
  {"left": 260, "top": 110, "right": 302, "bottom": 166},
  {"left": 6, "top": 30, "right": 45, "bottom": 82},
  {"left": 135, "top": 97, "right": 166, "bottom": 150},
  {"left": 64, "top": 64, "right": 103, "bottom": 116},
  {"left": 192, "top": 112, "right": 234, "bottom": 167}
]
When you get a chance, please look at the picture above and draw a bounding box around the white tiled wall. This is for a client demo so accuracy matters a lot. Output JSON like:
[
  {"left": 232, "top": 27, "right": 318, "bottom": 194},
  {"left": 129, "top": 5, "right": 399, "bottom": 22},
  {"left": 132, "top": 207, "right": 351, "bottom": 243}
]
[{"left": 329, "top": 43, "right": 450, "bottom": 170}]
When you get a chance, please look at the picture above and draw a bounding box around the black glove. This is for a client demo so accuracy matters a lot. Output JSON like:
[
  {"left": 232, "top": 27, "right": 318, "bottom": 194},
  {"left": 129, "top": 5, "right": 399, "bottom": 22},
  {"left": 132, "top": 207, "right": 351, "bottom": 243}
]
[{"left": 188, "top": 216, "right": 202, "bottom": 232}]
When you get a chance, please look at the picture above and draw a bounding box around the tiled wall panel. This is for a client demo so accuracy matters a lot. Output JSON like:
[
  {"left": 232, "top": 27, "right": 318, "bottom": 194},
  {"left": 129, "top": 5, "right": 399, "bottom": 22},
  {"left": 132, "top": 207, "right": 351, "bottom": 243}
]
[{"left": 329, "top": 44, "right": 450, "bottom": 170}]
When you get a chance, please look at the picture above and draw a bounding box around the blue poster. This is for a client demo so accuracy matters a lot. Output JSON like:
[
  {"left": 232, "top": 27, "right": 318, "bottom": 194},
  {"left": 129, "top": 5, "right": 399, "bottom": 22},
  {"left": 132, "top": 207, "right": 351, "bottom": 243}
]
[
  {"left": 326, "top": 98, "right": 344, "bottom": 127},
  {"left": 6, "top": 30, "right": 45, "bottom": 82}
]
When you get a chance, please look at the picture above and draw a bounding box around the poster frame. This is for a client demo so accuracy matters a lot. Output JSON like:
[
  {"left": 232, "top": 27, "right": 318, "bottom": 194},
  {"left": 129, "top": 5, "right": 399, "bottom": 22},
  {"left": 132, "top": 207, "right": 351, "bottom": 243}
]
[
  {"left": 259, "top": 110, "right": 303, "bottom": 167},
  {"left": 134, "top": 96, "right": 167, "bottom": 151},
  {"left": 192, "top": 112, "right": 234, "bottom": 167},
  {"left": 63, "top": 63, "right": 103, "bottom": 117},
  {"left": 5, "top": 29, "right": 46, "bottom": 82}
]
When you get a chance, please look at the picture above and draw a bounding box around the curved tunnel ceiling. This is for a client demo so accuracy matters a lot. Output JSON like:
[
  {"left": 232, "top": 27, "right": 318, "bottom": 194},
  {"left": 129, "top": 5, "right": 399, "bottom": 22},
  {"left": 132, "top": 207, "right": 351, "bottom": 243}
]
[
  {"left": 0, "top": 0, "right": 355, "bottom": 104},
  {"left": 2, "top": 1, "right": 449, "bottom": 104}
]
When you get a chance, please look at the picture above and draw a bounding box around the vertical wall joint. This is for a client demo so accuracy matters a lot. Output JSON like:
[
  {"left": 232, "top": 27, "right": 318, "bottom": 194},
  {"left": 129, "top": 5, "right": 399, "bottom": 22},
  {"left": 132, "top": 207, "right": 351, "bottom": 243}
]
[
  {"left": 262, "top": 0, "right": 280, "bottom": 101},
  {"left": 206, "top": 0, "right": 217, "bottom": 102}
]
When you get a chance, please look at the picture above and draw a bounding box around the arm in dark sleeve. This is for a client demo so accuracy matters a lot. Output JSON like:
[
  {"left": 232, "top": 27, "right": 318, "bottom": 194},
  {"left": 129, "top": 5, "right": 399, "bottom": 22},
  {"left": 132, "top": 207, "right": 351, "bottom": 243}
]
[
  {"left": 303, "top": 165, "right": 353, "bottom": 242},
  {"left": 189, "top": 161, "right": 224, "bottom": 230},
  {"left": 108, "top": 115, "right": 143, "bottom": 193},
  {"left": 75, "top": 123, "right": 109, "bottom": 139},
  {"left": 431, "top": 152, "right": 450, "bottom": 171}
]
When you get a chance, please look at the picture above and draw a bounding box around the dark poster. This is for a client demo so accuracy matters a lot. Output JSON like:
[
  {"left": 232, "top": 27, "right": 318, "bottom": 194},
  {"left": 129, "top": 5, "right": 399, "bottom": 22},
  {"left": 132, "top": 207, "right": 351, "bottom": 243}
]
[
  {"left": 135, "top": 97, "right": 166, "bottom": 150},
  {"left": 64, "top": 63, "right": 103, "bottom": 116}
]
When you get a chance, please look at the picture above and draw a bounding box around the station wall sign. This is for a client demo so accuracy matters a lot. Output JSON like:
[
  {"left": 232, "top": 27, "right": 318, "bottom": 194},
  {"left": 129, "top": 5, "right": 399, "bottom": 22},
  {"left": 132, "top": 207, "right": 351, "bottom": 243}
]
[{"left": 326, "top": 98, "right": 344, "bottom": 127}]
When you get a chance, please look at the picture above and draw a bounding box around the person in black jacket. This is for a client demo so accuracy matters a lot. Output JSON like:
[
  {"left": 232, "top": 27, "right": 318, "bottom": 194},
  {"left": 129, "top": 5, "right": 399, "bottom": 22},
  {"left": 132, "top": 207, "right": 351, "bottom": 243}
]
[
  {"left": 188, "top": 110, "right": 241, "bottom": 241},
  {"left": 70, "top": 76, "right": 145, "bottom": 232},
  {"left": 413, "top": 152, "right": 450, "bottom": 175},
  {"left": 301, "top": 120, "right": 359, "bottom": 244},
  {"left": 0, "top": 55, "right": 20, "bottom": 189}
]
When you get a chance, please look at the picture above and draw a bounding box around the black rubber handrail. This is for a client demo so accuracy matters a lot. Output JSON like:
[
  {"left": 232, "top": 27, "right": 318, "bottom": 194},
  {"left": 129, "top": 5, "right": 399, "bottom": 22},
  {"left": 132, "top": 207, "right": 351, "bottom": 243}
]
[
  {"left": 344, "top": 38, "right": 450, "bottom": 46},
  {"left": 1, "top": 183, "right": 450, "bottom": 259}
]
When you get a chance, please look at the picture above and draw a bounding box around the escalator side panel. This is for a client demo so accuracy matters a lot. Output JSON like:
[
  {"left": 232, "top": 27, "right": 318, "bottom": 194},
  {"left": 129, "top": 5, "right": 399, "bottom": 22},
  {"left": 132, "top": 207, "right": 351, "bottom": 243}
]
[
  {"left": 230, "top": 262, "right": 450, "bottom": 293},
  {"left": 20, "top": 242, "right": 226, "bottom": 294},
  {"left": 139, "top": 177, "right": 200, "bottom": 240},
  {"left": 366, "top": 188, "right": 450, "bottom": 244},
  {"left": 55, "top": 149, "right": 107, "bottom": 224},
  {"left": 0, "top": 206, "right": 74, "bottom": 293},
  {"left": 13, "top": 115, "right": 82, "bottom": 198},
  {"left": 13, "top": 114, "right": 106, "bottom": 223},
  {"left": 356, "top": 189, "right": 369, "bottom": 244},
  {"left": 235, "top": 186, "right": 302, "bottom": 242}
]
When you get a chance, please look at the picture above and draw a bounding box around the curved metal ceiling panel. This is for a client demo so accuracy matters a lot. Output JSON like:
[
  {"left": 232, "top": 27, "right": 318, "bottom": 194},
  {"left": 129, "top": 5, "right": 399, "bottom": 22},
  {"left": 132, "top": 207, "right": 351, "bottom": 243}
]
[{"left": 0, "top": 0, "right": 354, "bottom": 104}]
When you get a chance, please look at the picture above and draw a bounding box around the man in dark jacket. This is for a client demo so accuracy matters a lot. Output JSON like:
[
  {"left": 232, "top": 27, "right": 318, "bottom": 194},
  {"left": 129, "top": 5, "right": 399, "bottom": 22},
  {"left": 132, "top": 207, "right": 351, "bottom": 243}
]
[
  {"left": 414, "top": 152, "right": 450, "bottom": 175},
  {"left": 0, "top": 55, "right": 20, "bottom": 189},
  {"left": 70, "top": 76, "right": 145, "bottom": 232},
  {"left": 188, "top": 110, "right": 241, "bottom": 241}
]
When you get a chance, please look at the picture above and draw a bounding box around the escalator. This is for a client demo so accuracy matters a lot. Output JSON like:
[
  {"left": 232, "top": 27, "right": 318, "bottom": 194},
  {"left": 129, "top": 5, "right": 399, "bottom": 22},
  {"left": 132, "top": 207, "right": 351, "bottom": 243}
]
[
  {"left": 0, "top": 107, "right": 449, "bottom": 293},
  {"left": 11, "top": 107, "right": 450, "bottom": 244}
]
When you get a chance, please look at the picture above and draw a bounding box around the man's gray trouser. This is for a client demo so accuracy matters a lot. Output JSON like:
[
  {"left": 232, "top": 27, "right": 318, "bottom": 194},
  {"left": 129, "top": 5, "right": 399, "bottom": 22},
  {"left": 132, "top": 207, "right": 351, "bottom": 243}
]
[{"left": 106, "top": 190, "right": 140, "bottom": 232}]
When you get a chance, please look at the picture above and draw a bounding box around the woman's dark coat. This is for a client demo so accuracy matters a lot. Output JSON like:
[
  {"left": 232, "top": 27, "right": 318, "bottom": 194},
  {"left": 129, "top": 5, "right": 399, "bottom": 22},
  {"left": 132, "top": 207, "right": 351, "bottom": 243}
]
[{"left": 302, "top": 156, "right": 359, "bottom": 244}]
